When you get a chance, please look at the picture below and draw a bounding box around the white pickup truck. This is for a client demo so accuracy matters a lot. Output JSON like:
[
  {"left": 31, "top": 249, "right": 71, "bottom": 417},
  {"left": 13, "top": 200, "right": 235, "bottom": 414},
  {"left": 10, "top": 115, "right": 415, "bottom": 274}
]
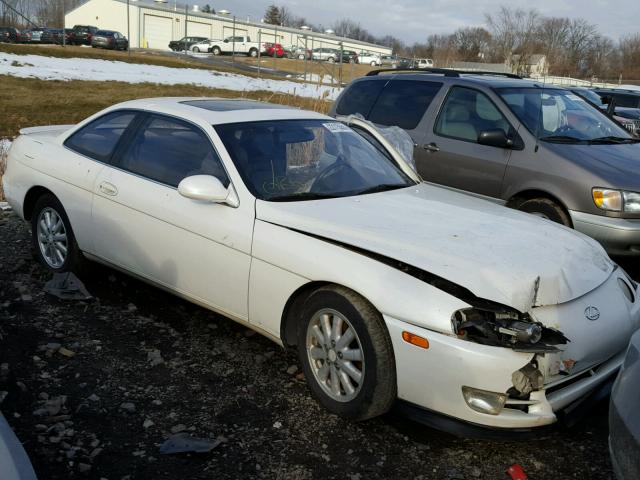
[{"left": 209, "top": 35, "right": 260, "bottom": 57}]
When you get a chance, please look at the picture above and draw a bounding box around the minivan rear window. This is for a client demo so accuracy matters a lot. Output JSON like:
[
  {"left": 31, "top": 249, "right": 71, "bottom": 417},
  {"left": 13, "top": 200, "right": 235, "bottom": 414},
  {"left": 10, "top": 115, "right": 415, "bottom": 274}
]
[
  {"left": 368, "top": 80, "right": 443, "bottom": 130},
  {"left": 336, "top": 80, "right": 386, "bottom": 117}
]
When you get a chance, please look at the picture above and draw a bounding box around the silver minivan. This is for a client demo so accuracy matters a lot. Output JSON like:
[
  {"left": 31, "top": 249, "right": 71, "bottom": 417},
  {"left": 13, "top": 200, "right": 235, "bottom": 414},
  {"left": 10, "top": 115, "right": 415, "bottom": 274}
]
[{"left": 330, "top": 70, "right": 640, "bottom": 256}]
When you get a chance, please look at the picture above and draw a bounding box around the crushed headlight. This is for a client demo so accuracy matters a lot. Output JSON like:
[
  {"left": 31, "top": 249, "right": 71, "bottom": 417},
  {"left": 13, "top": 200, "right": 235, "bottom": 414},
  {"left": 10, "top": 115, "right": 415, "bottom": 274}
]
[
  {"left": 592, "top": 188, "right": 622, "bottom": 211},
  {"left": 462, "top": 386, "right": 507, "bottom": 415},
  {"left": 452, "top": 307, "right": 568, "bottom": 353}
]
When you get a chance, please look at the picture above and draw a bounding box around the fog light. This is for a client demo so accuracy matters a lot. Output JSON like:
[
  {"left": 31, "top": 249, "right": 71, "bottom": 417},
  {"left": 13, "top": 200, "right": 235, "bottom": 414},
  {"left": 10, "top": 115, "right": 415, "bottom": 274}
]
[{"left": 462, "top": 386, "right": 507, "bottom": 415}]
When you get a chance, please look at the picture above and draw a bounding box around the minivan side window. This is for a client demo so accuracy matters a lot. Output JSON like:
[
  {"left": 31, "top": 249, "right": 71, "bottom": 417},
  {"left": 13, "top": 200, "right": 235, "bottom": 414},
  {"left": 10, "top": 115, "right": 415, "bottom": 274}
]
[
  {"left": 368, "top": 80, "right": 442, "bottom": 130},
  {"left": 64, "top": 111, "right": 136, "bottom": 162},
  {"left": 118, "top": 114, "right": 229, "bottom": 188},
  {"left": 610, "top": 94, "right": 640, "bottom": 109},
  {"left": 435, "top": 87, "right": 511, "bottom": 143},
  {"left": 336, "top": 80, "right": 386, "bottom": 117}
]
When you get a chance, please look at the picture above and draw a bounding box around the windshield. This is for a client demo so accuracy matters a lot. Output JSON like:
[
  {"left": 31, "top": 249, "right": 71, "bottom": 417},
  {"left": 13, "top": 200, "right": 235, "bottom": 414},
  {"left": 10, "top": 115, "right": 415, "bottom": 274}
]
[
  {"left": 497, "top": 87, "right": 632, "bottom": 142},
  {"left": 572, "top": 89, "right": 606, "bottom": 108},
  {"left": 215, "top": 119, "right": 415, "bottom": 201}
]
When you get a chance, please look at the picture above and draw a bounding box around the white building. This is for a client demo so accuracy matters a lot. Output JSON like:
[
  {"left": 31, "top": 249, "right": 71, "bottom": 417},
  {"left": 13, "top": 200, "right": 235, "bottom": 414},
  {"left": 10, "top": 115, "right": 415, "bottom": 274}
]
[{"left": 65, "top": 0, "right": 392, "bottom": 56}]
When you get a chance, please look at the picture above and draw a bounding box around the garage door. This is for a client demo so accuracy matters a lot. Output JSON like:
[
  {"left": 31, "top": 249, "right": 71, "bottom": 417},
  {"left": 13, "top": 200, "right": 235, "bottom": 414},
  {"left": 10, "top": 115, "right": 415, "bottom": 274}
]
[
  {"left": 144, "top": 15, "right": 172, "bottom": 50},
  {"left": 187, "top": 21, "right": 210, "bottom": 38}
]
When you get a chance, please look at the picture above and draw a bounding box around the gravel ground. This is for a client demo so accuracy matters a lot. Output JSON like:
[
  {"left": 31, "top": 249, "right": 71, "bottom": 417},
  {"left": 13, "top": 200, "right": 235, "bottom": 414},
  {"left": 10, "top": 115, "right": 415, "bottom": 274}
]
[{"left": 0, "top": 209, "right": 619, "bottom": 479}]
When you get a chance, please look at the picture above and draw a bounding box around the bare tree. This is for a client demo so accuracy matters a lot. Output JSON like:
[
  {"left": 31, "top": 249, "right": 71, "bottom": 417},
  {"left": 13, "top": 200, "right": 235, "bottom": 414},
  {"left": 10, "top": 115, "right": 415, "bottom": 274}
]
[
  {"left": 453, "top": 27, "right": 491, "bottom": 61},
  {"left": 485, "top": 6, "right": 539, "bottom": 66}
]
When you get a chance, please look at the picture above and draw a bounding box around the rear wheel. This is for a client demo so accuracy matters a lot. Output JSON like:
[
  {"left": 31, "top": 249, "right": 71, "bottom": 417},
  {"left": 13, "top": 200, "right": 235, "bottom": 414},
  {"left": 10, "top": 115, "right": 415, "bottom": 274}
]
[
  {"left": 212, "top": 46, "right": 221, "bottom": 55},
  {"left": 296, "top": 286, "right": 396, "bottom": 421},
  {"left": 298, "top": 53, "right": 305, "bottom": 60},
  {"left": 249, "top": 48, "right": 258, "bottom": 57},
  {"left": 31, "top": 194, "right": 85, "bottom": 273},
  {"left": 193, "top": 46, "right": 200, "bottom": 53},
  {"left": 327, "top": 57, "right": 335, "bottom": 63},
  {"left": 517, "top": 197, "right": 572, "bottom": 227}
]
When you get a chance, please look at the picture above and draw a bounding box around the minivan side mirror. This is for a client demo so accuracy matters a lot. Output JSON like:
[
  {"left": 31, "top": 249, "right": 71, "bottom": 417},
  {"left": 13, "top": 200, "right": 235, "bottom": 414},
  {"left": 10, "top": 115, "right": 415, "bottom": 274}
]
[
  {"left": 178, "top": 175, "right": 239, "bottom": 207},
  {"left": 477, "top": 129, "right": 514, "bottom": 149}
]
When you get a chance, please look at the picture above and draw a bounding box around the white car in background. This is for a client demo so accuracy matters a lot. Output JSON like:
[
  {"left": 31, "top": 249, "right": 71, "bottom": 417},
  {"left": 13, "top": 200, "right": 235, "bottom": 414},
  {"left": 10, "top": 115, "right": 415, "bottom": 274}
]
[
  {"left": 190, "top": 39, "right": 212, "bottom": 53},
  {"left": 415, "top": 58, "right": 434, "bottom": 68},
  {"left": 358, "top": 52, "right": 382, "bottom": 66},
  {"left": 3, "top": 98, "right": 639, "bottom": 433}
]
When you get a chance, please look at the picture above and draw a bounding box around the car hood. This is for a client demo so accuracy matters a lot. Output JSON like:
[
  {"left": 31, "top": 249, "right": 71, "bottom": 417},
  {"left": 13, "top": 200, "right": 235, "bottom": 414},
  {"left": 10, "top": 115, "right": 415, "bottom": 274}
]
[
  {"left": 545, "top": 142, "right": 640, "bottom": 189},
  {"left": 256, "top": 183, "right": 613, "bottom": 313}
]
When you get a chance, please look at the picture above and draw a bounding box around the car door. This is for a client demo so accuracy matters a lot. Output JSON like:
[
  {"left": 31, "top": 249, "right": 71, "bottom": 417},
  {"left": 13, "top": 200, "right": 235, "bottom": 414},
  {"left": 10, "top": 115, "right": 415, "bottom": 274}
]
[
  {"left": 415, "top": 85, "right": 517, "bottom": 198},
  {"left": 91, "top": 112, "right": 254, "bottom": 320}
]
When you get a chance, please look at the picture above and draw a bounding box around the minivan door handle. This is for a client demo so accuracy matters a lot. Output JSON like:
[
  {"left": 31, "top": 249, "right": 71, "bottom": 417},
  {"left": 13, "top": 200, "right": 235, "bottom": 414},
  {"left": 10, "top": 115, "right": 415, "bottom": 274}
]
[
  {"left": 422, "top": 143, "right": 440, "bottom": 153},
  {"left": 98, "top": 181, "right": 118, "bottom": 196}
]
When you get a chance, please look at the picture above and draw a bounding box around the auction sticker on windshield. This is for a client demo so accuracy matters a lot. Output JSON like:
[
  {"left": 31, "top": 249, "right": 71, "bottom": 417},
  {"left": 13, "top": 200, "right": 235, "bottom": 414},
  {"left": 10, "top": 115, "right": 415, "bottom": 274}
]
[{"left": 323, "top": 122, "right": 352, "bottom": 133}]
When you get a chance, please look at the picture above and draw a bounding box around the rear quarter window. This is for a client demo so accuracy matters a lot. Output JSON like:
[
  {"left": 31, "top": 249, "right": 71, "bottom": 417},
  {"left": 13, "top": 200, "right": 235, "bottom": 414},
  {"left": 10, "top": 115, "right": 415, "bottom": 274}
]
[
  {"left": 336, "top": 80, "right": 386, "bottom": 117},
  {"left": 368, "top": 80, "right": 443, "bottom": 130}
]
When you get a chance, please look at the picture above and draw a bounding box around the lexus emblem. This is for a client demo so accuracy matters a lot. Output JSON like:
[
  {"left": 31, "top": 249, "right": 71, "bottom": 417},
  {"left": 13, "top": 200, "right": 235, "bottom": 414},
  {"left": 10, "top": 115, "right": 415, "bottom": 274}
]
[{"left": 584, "top": 306, "right": 600, "bottom": 321}]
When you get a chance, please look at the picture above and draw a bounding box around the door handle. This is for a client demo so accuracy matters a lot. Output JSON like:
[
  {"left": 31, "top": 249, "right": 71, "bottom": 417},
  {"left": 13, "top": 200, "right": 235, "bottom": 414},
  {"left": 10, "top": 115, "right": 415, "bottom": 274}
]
[
  {"left": 98, "top": 181, "right": 118, "bottom": 196},
  {"left": 422, "top": 143, "right": 440, "bottom": 153}
]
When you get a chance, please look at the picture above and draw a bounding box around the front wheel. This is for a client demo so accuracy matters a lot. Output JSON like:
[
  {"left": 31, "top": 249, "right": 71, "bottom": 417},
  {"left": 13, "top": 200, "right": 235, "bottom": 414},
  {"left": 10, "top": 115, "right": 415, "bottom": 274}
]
[
  {"left": 327, "top": 57, "right": 335, "bottom": 63},
  {"left": 31, "top": 194, "right": 85, "bottom": 272},
  {"left": 248, "top": 48, "right": 258, "bottom": 57},
  {"left": 517, "top": 198, "right": 572, "bottom": 227},
  {"left": 296, "top": 286, "right": 396, "bottom": 421},
  {"left": 298, "top": 53, "right": 305, "bottom": 60},
  {"left": 212, "top": 46, "right": 221, "bottom": 55}
]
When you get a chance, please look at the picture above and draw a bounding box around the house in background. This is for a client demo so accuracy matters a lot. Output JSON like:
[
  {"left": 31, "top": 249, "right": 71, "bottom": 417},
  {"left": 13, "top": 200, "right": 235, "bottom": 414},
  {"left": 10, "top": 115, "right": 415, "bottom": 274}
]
[{"left": 510, "top": 54, "right": 548, "bottom": 77}]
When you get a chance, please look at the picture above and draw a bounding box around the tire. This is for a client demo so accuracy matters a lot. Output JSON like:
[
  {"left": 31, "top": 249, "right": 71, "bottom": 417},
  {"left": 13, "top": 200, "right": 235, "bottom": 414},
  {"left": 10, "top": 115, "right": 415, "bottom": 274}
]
[
  {"left": 212, "top": 46, "right": 221, "bottom": 55},
  {"left": 327, "top": 57, "right": 335, "bottom": 63},
  {"left": 31, "top": 194, "right": 85, "bottom": 273},
  {"left": 517, "top": 198, "right": 572, "bottom": 227},
  {"left": 370, "top": 61, "right": 376, "bottom": 66},
  {"left": 298, "top": 53, "right": 305, "bottom": 60},
  {"left": 193, "top": 46, "right": 200, "bottom": 53},
  {"left": 296, "top": 285, "right": 396, "bottom": 421},
  {"left": 248, "top": 48, "right": 258, "bottom": 58}
]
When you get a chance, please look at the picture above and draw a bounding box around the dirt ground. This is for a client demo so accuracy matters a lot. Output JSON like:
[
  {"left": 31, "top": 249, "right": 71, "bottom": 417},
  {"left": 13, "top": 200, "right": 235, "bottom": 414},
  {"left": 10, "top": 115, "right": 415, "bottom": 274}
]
[{"left": 0, "top": 210, "right": 619, "bottom": 480}]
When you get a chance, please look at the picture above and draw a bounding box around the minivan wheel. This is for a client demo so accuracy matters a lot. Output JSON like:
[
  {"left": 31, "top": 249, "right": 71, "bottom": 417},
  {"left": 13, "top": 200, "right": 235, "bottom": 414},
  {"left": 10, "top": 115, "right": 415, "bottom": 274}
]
[
  {"left": 517, "top": 198, "right": 572, "bottom": 227},
  {"left": 296, "top": 286, "right": 396, "bottom": 421},
  {"left": 31, "top": 194, "right": 85, "bottom": 273}
]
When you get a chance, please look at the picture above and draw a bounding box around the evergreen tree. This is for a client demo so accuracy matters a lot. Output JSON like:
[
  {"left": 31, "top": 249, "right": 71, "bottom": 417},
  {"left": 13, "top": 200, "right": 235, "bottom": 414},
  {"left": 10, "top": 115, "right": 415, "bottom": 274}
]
[{"left": 264, "top": 4, "right": 281, "bottom": 25}]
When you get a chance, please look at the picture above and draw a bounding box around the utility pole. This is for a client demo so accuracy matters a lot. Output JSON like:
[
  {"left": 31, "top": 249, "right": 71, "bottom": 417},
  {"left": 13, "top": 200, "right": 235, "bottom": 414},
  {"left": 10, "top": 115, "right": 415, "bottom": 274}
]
[
  {"left": 126, "top": 0, "right": 130, "bottom": 55},
  {"left": 273, "top": 24, "right": 278, "bottom": 70},
  {"left": 257, "top": 29, "right": 261, "bottom": 76},
  {"left": 184, "top": 3, "right": 188, "bottom": 56},
  {"left": 231, "top": 15, "right": 236, "bottom": 63},
  {"left": 62, "top": 0, "right": 66, "bottom": 47}
]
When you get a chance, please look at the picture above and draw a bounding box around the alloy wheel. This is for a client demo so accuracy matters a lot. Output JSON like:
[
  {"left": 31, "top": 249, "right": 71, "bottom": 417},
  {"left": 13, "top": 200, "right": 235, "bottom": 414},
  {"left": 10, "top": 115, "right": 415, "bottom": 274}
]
[{"left": 36, "top": 207, "right": 68, "bottom": 268}]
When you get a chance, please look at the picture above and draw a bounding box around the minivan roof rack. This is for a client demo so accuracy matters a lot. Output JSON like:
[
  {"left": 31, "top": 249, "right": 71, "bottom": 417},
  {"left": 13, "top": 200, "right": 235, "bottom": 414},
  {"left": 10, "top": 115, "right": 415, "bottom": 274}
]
[{"left": 365, "top": 67, "right": 522, "bottom": 79}]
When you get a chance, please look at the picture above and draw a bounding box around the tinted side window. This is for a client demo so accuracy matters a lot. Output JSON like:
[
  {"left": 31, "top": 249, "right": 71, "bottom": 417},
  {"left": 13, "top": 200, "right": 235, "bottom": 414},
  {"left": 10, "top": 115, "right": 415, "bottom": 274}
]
[
  {"left": 368, "top": 80, "right": 442, "bottom": 129},
  {"left": 611, "top": 94, "right": 640, "bottom": 109},
  {"left": 435, "top": 87, "right": 511, "bottom": 143},
  {"left": 65, "top": 111, "right": 136, "bottom": 162},
  {"left": 336, "top": 80, "right": 385, "bottom": 117},
  {"left": 119, "top": 115, "right": 229, "bottom": 188}
]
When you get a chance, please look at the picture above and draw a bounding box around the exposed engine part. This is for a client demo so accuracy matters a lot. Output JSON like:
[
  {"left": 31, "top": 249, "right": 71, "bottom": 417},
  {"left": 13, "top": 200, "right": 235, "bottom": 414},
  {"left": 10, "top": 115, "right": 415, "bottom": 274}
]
[
  {"left": 512, "top": 362, "right": 545, "bottom": 396},
  {"left": 452, "top": 307, "right": 569, "bottom": 353}
]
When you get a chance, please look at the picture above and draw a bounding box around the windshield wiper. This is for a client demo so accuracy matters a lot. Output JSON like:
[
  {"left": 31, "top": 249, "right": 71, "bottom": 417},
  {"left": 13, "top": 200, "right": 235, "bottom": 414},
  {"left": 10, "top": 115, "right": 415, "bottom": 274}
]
[
  {"left": 354, "top": 184, "right": 409, "bottom": 196},
  {"left": 587, "top": 136, "right": 640, "bottom": 144},
  {"left": 538, "top": 135, "right": 586, "bottom": 144},
  {"left": 268, "top": 192, "right": 340, "bottom": 202}
]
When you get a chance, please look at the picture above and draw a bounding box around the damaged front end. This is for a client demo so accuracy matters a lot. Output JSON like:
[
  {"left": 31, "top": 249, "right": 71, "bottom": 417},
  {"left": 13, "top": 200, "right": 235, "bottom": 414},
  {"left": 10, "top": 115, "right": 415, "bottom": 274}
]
[{"left": 452, "top": 306, "right": 569, "bottom": 353}]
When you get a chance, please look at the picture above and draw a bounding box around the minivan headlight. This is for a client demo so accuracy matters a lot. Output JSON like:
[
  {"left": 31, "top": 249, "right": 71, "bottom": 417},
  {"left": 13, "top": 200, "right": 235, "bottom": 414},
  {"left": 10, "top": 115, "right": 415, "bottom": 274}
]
[
  {"left": 592, "top": 188, "right": 622, "bottom": 211},
  {"left": 592, "top": 188, "right": 640, "bottom": 212}
]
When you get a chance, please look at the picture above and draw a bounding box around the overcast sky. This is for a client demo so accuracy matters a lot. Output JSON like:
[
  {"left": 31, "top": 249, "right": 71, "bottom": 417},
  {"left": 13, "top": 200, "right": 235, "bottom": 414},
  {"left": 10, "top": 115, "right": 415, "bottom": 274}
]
[{"left": 198, "top": 0, "right": 637, "bottom": 44}]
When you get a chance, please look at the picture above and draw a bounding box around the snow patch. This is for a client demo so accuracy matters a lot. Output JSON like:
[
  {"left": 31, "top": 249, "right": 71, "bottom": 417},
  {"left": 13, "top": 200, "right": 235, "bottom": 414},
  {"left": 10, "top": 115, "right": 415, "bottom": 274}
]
[{"left": 0, "top": 52, "right": 341, "bottom": 100}]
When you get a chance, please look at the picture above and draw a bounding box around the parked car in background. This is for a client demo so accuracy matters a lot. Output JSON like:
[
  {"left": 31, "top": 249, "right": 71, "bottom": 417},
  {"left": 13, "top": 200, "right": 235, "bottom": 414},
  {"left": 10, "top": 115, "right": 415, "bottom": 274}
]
[
  {"left": 209, "top": 35, "right": 261, "bottom": 57},
  {"left": 91, "top": 30, "right": 128, "bottom": 50},
  {"left": 570, "top": 87, "right": 640, "bottom": 137},
  {"left": 331, "top": 70, "right": 640, "bottom": 255},
  {"left": 343, "top": 50, "right": 359, "bottom": 63},
  {"left": 595, "top": 88, "right": 640, "bottom": 109},
  {"left": 285, "top": 45, "right": 311, "bottom": 60},
  {"left": 70, "top": 25, "right": 98, "bottom": 45},
  {"left": 4, "top": 97, "right": 639, "bottom": 434},
  {"left": 610, "top": 328, "right": 640, "bottom": 480},
  {"left": 0, "top": 27, "right": 22, "bottom": 43},
  {"left": 379, "top": 54, "right": 396, "bottom": 66},
  {"left": 263, "top": 42, "right": 285, "bottom": 57},
  {"left": 312, "top": 48, "right": 352, "bottom": 63},
  {"left": 189, "top": 39, "right": 211, "bottom": 53},
  {"left": 169, "top": 36, "right": 207, "bottom": 52},
  {"left": 414, "top": 58, "right": 434, "bottom": 68},
  {"left": 53, "top": 28, "right": 73, "bottom": 45},
  {"left": 358, "top": 52, "right": 382, "bottom": 66}
]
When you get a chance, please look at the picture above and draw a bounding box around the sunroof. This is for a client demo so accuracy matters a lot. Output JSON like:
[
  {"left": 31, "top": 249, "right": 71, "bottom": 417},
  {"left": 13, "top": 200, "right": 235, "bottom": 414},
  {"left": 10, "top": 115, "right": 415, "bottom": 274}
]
[{"left": 181, "top": 99, "right": 292, "bottom": 112}]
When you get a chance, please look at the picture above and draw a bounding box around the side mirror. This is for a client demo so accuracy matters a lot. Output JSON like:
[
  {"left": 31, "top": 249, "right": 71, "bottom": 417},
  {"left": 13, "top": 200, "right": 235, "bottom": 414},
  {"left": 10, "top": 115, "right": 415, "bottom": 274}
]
[
  {"left": 477, "top": 129, "right": 514, "bottom": 149},
  {"left": 178, "top": 175, "right": 238, "bottom": 207}
]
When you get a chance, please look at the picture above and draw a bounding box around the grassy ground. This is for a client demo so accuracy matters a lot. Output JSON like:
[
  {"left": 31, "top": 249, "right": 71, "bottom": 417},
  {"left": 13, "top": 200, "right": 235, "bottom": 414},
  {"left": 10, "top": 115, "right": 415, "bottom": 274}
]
[{"left": 0, "top": 75, "right": 331, "bottom": 139}]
